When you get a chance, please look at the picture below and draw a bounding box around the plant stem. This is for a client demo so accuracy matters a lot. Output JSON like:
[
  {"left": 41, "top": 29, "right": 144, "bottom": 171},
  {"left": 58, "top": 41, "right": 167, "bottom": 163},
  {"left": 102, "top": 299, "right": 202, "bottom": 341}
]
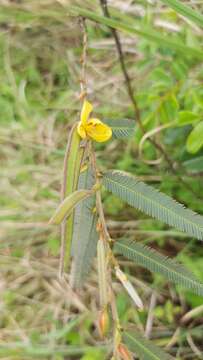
[{"left": 90, "top": 142, "right": 122, "bottom": 356}]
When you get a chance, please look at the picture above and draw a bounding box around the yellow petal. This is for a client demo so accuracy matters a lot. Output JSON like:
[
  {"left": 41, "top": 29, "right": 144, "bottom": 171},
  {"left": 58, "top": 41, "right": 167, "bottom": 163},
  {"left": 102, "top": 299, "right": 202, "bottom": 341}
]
[
  {"left": 80, "top": 100, "right": 93, "bottom": 125},
  {"left": 86, "top": 118, "right": 112, "bottom": 142},
  {"left": 77, "top": 122, "right": 87, "bottom": 139}
]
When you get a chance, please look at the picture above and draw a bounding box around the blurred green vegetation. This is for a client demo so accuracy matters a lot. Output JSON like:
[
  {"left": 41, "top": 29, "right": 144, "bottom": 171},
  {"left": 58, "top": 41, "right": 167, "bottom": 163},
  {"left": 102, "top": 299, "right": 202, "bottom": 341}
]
[{"left": 0, "top": 0, "right": 203, "bottom": 359}]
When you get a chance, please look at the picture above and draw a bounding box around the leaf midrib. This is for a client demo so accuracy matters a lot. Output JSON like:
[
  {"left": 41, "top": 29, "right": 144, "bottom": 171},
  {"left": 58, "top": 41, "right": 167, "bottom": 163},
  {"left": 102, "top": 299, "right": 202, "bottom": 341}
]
[
  {"left": 104, "top": 174, "right": 203, "bottom": 236},
  {"left": 116, "top": 241, "right": 203, "bottom": 293}
]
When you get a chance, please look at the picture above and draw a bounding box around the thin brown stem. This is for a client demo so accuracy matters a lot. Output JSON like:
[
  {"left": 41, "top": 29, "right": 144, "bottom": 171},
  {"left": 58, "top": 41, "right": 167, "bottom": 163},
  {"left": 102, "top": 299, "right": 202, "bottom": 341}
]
[
  {"left": 79, "top": 17, "right": 88, "bottom": 100},
  {"left": 99, "top": 0, "right": 140, "bottom": 124}
]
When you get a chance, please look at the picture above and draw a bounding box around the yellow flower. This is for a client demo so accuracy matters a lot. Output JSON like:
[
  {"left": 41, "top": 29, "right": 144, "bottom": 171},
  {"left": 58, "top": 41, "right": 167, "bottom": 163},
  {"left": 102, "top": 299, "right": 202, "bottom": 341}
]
[{"left": 77, "top": 100, "right": 112, "bottom": 142}]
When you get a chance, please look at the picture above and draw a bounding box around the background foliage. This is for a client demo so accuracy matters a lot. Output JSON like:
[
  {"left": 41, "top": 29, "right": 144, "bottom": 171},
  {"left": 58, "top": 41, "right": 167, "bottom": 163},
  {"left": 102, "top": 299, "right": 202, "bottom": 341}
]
[{"left": 0, "top": 0, "right": 203, "bottom": 359}]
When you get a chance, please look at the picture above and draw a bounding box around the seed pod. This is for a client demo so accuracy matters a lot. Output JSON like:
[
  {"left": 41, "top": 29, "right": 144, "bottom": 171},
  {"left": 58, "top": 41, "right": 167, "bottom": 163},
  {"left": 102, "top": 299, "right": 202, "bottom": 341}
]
[
  {"left": 49, "top": 189, "right": 93, "bottom": 225},
  {"left": 97, "top": 238, "right": 109, "bottom": 308},
  {"left": 60, "top": 124, "right": 85, "bottom": 274}
]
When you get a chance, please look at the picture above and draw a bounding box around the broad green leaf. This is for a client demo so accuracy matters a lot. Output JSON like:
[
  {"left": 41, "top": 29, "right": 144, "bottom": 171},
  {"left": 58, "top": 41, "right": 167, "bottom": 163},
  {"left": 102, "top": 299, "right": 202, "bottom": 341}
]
[
  {"left": 183, "top": 156, "right": 203, "bottom": 173},
  {"left": 61, "top": 124, "right": 85, "bottom": 270},
  {"left": 150, "top": 68, "right": 173, "bottom": 88},
  {"left": 159, "top": 0, "right": 203, "bottom": 28},
  {"left": 71, "top": 6, "right": 203, "bottom": 59},
  {"left": 104, "top": 119, "right": 135, "bottom": 138},
  {"left": 123, "top": 332, "right": 174, "bottom": 360},
  {"left": 193, "top": 87, "right": 203, "bottom": 109},
  {"left": 159, "top": 95, "right": 179, "bottom": 123},
  {"left": 49, "top": 189, "right": 93, "bottom": 225},
  {"left": 115, "top": 239, "right": 203, "bottom": 296},
  {"left": 71, "top": 166, "right": 98, "bottom": 288},
  {"left": 186, "top": 121, "right": 203, "bottom": 154},
  {"left": 176, "top": 111, "right": 200, "bottom": 126},
  {"left": 103, "top": 170, "right": 203, "bottom": 240}
]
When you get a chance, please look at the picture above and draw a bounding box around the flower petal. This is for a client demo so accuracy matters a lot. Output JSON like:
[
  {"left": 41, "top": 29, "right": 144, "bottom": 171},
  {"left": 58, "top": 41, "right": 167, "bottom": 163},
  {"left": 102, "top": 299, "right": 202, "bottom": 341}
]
[
  {"left": 86, "top": 118, "right": 112, "bottom": 142},
  {"left": 80, "top": 100, "right": 93, "bottom": 125},
  {"left": 77, "top": 122, "right": 87, "bottom": 139}
]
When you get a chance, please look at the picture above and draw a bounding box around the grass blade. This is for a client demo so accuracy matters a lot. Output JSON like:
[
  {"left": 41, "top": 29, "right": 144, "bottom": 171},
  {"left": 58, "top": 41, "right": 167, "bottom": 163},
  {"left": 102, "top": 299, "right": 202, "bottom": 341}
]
[
  {"left": 71, "top": 6, "right": 203, "bottom": 59},
  {"left": 160, "top": 0, "right": 203, "bottom": 28}
]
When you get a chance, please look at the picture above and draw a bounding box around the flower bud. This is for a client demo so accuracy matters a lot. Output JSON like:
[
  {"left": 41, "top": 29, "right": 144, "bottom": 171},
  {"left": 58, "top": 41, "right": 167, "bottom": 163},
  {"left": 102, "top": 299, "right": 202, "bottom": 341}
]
[
  {"left": 98, "top": 308, "right": 110, "bottom": 338},
  {"left": 117, "top": 343, "right": 133, "bottom": 360}
]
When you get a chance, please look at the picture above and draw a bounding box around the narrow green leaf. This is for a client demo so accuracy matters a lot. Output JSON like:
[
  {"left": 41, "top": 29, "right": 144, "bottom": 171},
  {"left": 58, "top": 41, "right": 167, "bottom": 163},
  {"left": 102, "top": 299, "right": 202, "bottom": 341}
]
[
  {"left": 71, "top": 6, "right": 203, "bottom": 59},
  {"left": 183, "top": 156, "right": 203, "bottom": 173},
  {"left": 186, "top": 121, "right": 203, "bottom": 154},
  {"left": 0, "top": 343, "right": 107, "bottom": 357},
  {"left": 159, "top": 94, "right": 179, "bottom": 124},
  {"left": 71, "top": 166, "right": 98, "bottom": 288},
  {"left": 49, "top": 189, "right": 93, "bottom": 225},
  {"left": 115, "top": 239, "right": 203, "bottom": 296},
  {"left": 175, "top": 111, "right": 200, "bottom": 126},
  {"left": 103, "top": 170, "right": 203, "bottom": 240},
  {"left": 159, "top": 0, "right": 203, "bottom": 28},
  {"left": 104, "top": 119, "right": 135, "bottom": 138},
  {"left": 43, "top": 314, "right": 86, "bottom": 341},
  {"left": 123, "top": 331, "right": 174, "bottom": 360}
]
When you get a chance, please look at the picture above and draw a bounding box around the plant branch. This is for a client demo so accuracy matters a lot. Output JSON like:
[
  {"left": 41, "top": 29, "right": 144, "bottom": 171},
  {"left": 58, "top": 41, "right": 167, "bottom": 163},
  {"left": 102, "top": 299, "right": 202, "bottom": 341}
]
[
  {"left": 99, "top": 0, "right": 201, "bottom": 200},
  {"left": 90, "top": 142, "right": 122, "bottom": 355}
]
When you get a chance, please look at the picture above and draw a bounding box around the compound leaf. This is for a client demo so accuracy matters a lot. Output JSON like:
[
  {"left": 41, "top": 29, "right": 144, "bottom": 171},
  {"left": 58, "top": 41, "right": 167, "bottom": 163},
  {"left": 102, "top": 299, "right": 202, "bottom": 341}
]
[
  {"left": 115, "top": 239, "right": 203, "bottom": 296},
  {"left": 104, "top": 119, "right": 135, "bottom": 139},
  {"left": 123, "top": 331, "right": 174, "bottom": 360},
  {"left": 103, "top": 170, "right": 203, "bottom": 240}
]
